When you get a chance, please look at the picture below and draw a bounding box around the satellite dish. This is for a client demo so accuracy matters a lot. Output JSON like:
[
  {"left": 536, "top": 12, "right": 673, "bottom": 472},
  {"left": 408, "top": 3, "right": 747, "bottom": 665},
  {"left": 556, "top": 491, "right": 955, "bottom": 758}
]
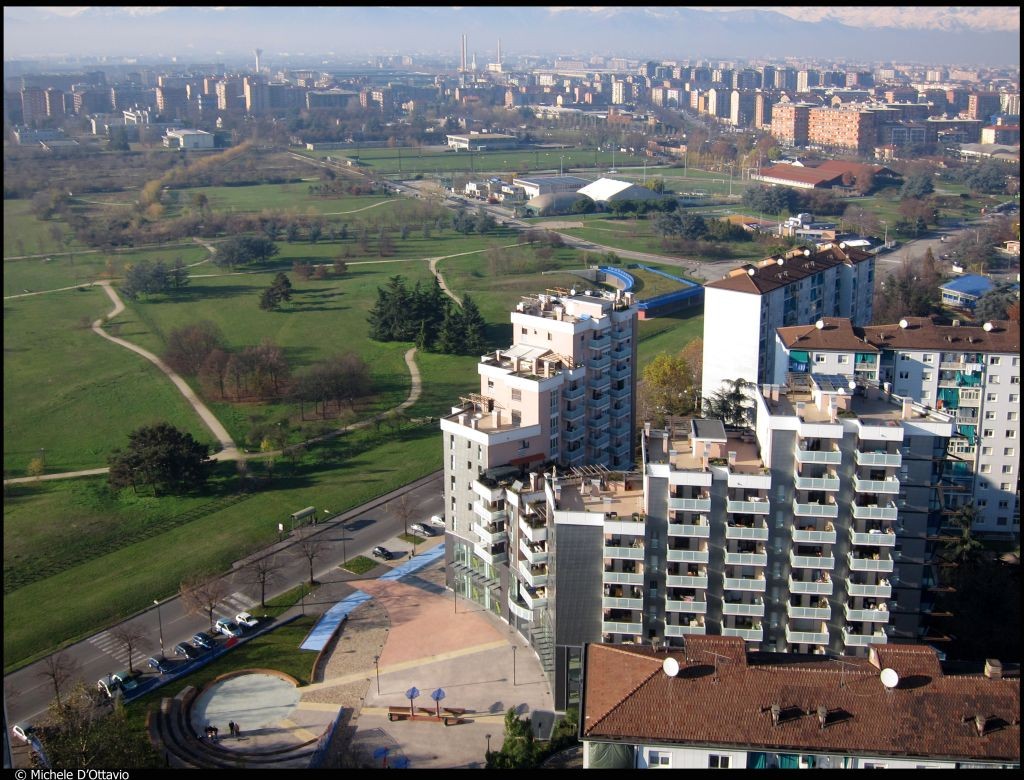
[
  {"left": 748, "top": 268, "right": 756, "bottom": 276},
  {"left": 898, "top": 319, "right": 909, "bottom": 329},
  {"left": 804, "top": 248, "right": 811, "bottom": 256},
  {"left": 880, "top": 668, "right": 900, "bottom": 689},
  {"left": 815, "top": 319, "right": 825, "bottom": 330},
  {"left": 839, "top": 242, "right": 847, "bottom": 249},
  {"left": 776, "top": 257, "right": 784, "bottom": 265},
  {"left": 662, "top": 657, "right": 680, "bottom": 677},
  {"left": 848, "top": 378, "right": 857, "bottom": 390},
  {"left": 570, "top": 288, "right": 577, "bottom": 296},
  {"left": 982, "top": 322, "right": 994, "bottom": 332}
]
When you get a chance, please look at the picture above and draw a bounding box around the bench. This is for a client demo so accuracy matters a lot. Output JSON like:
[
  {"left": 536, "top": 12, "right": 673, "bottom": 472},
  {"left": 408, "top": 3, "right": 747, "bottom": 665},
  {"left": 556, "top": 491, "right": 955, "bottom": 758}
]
[{"left": 387, "top": 706, "right": 412, "bottom": 721}]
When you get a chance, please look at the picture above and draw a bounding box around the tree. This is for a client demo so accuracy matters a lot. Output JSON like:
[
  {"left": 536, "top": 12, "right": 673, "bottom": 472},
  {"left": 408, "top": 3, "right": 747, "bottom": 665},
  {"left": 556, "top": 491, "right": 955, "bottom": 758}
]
[
  {"left": 164, "top": 321, "right": 225, "bottom": 375},
  {"left": 169, "top": 257, "right": 190, "bottom": 290},
  {"left": 213, "top": 235, "right": 279, "bottom": 269},
  {"left": 872, "top": 254, "right": 942, "bottom": 323},
  {"left": 963, "top": 160, "right": 1009, "bottom": 194},
  {"left": 180, "top": 574, "right": 229, "bottom": 630},
  {"left": 703, "top": 378, "right": 754, "bottom": 429},
  {"left": 38, "top": 651, "right": 82, "bottom": 711},
  {"left": 108, "top": 423, "right": 212, "bottom": 496},
  {"left": 461, "top": 294, "right": 487, "bottom": 355},
  {"left": 436, "top": 305, "right": 466, "bottom": 354},
  {"left": 109, "top": 623, "right": 149, "bottom": 674},
  {"left": 900, "top": 172, "right": 934, "bottom": 199},
  {"left": 333, "top": 257, "right": 348, "bottom": 276},
  {"left": 260, "top": 272, "right": 293, "bottom": 311},
  {"left": 243, "top": 556, "right": 282, "bottom": 608},
  {"left": 974, "top": 284, "right": 1018, "bottom": 322},
  {"left": 27, "top": 457, "right": 45, "bottom": 478},
  {"left": 639, "top": 352, "right": 699, "bottom": 425},
  {"left": 389, "top": 493, "right": 417, "bottom": 539},
  {"left": 297, "top": 537, "right": 327, "bottom": 586},
  {"left": 486, "top": 707, "right": 539, "bottom": 769}
]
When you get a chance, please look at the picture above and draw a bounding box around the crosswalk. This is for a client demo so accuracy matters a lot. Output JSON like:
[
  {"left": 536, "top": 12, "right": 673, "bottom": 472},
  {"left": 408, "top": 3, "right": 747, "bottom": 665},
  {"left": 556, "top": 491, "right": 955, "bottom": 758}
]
[{"left": 88, "top": 591, "right": 254, "bottom": 666}]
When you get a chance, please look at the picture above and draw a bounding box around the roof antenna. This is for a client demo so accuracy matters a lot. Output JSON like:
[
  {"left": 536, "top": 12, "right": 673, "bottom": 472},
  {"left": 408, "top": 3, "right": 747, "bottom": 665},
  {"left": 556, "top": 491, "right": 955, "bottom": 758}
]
[{"left": 828, "top": 653, "right": 860, "bottom": 689}]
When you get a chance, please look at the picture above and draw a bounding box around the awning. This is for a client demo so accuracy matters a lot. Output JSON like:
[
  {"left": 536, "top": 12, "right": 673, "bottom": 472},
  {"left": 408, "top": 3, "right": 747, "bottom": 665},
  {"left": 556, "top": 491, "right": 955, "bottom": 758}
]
[
  {"left": 789, "top": 350, "right": 809, "bottom": 363},
  {"left": 957, "top": 424, "right": 976, "bottom": 445},
  {"left": 937, "top": 388, "right": 960, "bottom": 409}
]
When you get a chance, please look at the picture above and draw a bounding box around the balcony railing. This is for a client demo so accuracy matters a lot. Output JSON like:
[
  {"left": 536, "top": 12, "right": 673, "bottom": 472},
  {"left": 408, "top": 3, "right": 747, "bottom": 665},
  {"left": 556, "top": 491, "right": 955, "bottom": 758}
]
[
  {"left": 611, "top": 364, "right": 631, "bottom": 381},
  {"left": 847, "top": 581, "right": 892, "bottom": 599},
  {"left": 589, "top": 373, "right": 611, "bottom": 391},
  {"left": 563, "top": 425, "right": 585, "bottom": 442},
  {"left": 847, "top": 552, "right": 895, "bottom": 573},
  {"left": 507, "top": 596, "right": 533, "bottom": 623},
  {"left": 723, "top": 576, "right": 767, "bottom": 592},
  {"left": 474, "top": 544, "right": 507, "bottom": 566},
  {"left": 668, "top": 519, "right": 711, "bottom": 538},
  {"left": 669, "top": 496, "right": 712, "bottom": 512},
  {"left": 725, "top": 522, "right": 769, "bottom": 541},
  {"left": 602, "top": 570, "right": 643, "bottom": 585},
  {"left": 473, "top": 522, "right": 507, "bottom": 545},
  {"left": 787, "top": 603, "right": 831, "bottom": 620},
  {"left": 589, "top": 353, "right": 611, "bottom": 371},
  {"left": 844, "top": 604, "right": 890, "bottom": 623},
  {"left": 795, "top": 475, "right": 841, "bottom": 492},
  {"left": 602, "top": 596, "right": 644, "bottom": 610},
  {"left": 853, "top": 475, "right": 900, "bottom": 494},
  {"left": 521, "top": 588, "right": 547, "bottom": 610},
  {"left": 610, "top": 383, "right": 631, "bottom": 399},
  {"left": 727, "top": 498, "right": 771, "bottom": 514},
  {"left": 473, "top": 500, "right": 508, "bottom": 523},
  {"left": 519, "top": 539, "right": 548, "bottom": 564},
  {"left": 667, "top": 548, "right": 710, "bottom": 564},
  {"left": 519, "top": 517, "right": 547, "bottom": 544},
  {"left": 589, "top": 432, "right": 611, "bottom": 451},
  {"left": 665, "top": 573, "right": 708, "bottom": 589},
  {"left": 611, "top": 403, "right": 630, "bottom": 418},
  {"left": 790, "top": 550, "right": 836, "bottom": 570},
  {"left": 793, "top": 498, "right": 839, "bottom": 518},
  {"left": 604, "top": 544, "right": 644, "bottom": 560},
  {"left": 664, "top": 622, "right": 707, "bottom": 637},
  {"left": 788, "top": 575, "right": 833, "bottom": 595},
  {"left": 590, "top": 393, "right": 611, "bottom": 411},
  {"left": 519, "top": 565, "right": 548, "bottom": 588},
  {"left": 792, "top": 526, "right": 837, "bottom": 544},
  {"left": 723, "top": 625, "right": 764, "bottom": 642},
  {"left": 850, "top": 528, "right": 896, "bottom": 547},
  {"left": 855, "top": 450, "right": 902, "bottom": 467},
  {"left": 785, "top": 625, "right": 830, "bottom": 645},
  {"left": 665, "top": 598, "right": 707, "bottom": 614},
  {"left": 472, "top": 480, "right": 505, "bottom": 501},
  {"left": 796, "top": 447, "right": 841, "bottom": 464},
  {"left": 602, "top": 620, "right": 643, "bottom": 636},
  {"left": 842, "top": 627, "right": 887, "bottom": 647},
  {"left": 722, "top": 599, "right": 765, "bottom": 617},
  {"left": 724, "top": 551, "right": 768, "bottom": 567},
  {"left": 852, "top": 502, "right": 899, "bottom": 521}
]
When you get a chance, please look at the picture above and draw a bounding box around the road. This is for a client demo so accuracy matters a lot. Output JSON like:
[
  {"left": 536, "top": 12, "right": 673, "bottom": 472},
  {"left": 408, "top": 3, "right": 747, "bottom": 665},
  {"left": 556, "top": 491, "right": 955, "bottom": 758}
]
[{"left": 4, "top": 471, "right": 444, "bottom": 729}]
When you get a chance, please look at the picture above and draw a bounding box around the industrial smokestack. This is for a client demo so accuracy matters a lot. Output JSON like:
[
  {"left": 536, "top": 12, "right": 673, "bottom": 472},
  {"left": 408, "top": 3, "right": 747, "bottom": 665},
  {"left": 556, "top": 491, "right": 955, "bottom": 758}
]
[
  {"left": 460, "top": 34, "right": 467, "bottom": 72},
  {"left": 254, "top": 48, "right": 263, "bottom": 74}
]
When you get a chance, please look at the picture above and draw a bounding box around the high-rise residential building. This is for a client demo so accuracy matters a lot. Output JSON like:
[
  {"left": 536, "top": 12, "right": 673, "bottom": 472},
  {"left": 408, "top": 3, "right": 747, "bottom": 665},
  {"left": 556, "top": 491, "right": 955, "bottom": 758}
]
[
  {"left": 730, "top": 89, "right": 756, "bottom": 127},
  {"left": 967, "top": 92, "right": 1003, "bottom": 122},
  {"left": 774, "top": 67, "right": 798, "bottom": 92},
  {"left": 797, "top": 69, "right": 820, "bottom": 94},
  {"left": 807, "top": 106, "right": 877, "bottom": 153},
  {"left": 706, "top": 87, "right": 730, "bottom": 119},
  {"left": 1000, "top": 91, "right": 1020, "bottom": 116},
  {"left": 44, "top": 87, "right": 66, "bottom": 118},
  {"left": 20, "top": 87, "right": 47, "bottom": 125},
  {"left": 754, "top": 91, "right": 775, "bottom": 129},
  {"left": 156, "top": 85, "right": 188, "bottom": 118},
  {"left": 770, "top": 101, "right": 812, "bottom": 146},
  {"left": 441, "top": 289, "right": 638, "bottom": 666},
  {"left": 701, "top": 244, "right": 874, "bottom": 402},
  {"left": 774, "top": 317, "right": 1020, "bottom": 533}
]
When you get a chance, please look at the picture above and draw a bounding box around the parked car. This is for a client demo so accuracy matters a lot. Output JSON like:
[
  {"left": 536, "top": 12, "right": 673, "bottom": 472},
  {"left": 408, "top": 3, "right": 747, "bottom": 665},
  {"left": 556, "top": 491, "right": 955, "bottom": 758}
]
[
  {"left": 174, "top": 641, "right": 203, "bottom": 660},
  {"left": 12, "top": 722, "right": 35, "bottom": 744},
  {"left": 112, "top": 670, "right": 140, "bottom": 692},
  {"left": 214, "top": 618, "right": 243, "bottom": 638},
  {"left": 97, "top": 674, "right": 119, "bottom": 699},
  {"left": 409, "top": 523, "right": 432, "bottom": 537},
  {"left": 147, "top": 656, "right": 174, "bottom": 675},
  {"left": 235, "top": 612, "right": 259, "bottom": 629},
  {"left": 429, "top": 514, "right": 445, "bottom": 527},
  {"left": 372, "top": 545, "right": 393, "bottom": 560},
  {"left": 192, "top": 632, "right": 216, "bottom": 649}
]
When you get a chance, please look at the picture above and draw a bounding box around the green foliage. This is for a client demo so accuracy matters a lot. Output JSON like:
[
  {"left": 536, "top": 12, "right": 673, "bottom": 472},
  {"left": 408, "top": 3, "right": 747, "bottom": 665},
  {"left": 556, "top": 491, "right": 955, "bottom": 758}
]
[
  {"left": 640, "top": 351, "right": 700, "bottom": 424},
  {"left": 486, "top": 708, "right": 539, "bottom": 769},
  {"left": 341, "top": 555, "right": 377, "bottom": 574},
  {"left": 872, "top": 251, "right": 942, "bottom": 323},
  {"left": 367, "top": 274, "right": 457, "bottom": 351},
  {"left": 570, "top": 197, "right": 596, "bottom": 214},
  {"left": 107, "top": 422, "right": 212, "bottom": 496},
  {"left": 741, "top": 184, "right": 794, "bottom": 215},
  {"left": 703, "top": 378, "right": 754, "bottom": 429},
  {"left": 974, "top": 284, "right": 1018, "bottom": 322},
  {"left": 963, "top": 160, "right": 1010, "bottom": 194},
  {"left": 120, "top": 260, "right": 170, "bottom": 300},
  {"left": 259, "top": 272, "right": 293, "bottom": 311},
  {"left": 213, "top": 235, "right": 279, "bottom": 268},
  {"left": 900, "top": 172, "right": 935, "bottom": 199}
]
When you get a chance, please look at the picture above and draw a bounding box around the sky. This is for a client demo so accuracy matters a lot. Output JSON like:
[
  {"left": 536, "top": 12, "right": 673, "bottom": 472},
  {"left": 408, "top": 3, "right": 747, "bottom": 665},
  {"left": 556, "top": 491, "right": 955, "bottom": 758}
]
[{"left": 2, "top": 6, "right": 1021, "bottom": 66}]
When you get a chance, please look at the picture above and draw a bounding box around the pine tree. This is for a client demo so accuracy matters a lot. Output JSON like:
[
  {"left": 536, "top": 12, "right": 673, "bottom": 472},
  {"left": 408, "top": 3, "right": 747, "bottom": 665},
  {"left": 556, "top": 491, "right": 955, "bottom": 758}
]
[
  {"left": 437, "top": 306, "right": 466, "bottom": 354},
  {"left": 461, "top": 294, "right": 487, "bottom": 355}
]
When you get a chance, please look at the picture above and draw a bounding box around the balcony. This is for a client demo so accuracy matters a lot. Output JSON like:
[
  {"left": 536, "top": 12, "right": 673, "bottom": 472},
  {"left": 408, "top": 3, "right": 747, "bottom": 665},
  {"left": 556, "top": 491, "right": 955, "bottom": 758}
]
[
  {"left": 664, "top": 620, "right": 706, "bottom": 637},
  {"left": 796, "top": 446, "right": 841, "bottom": 465},
  {"left": 519, "top": 563, "right": 549, "bottom": 588},
  {"left": 474, "top": 544, "right": 507, "bottom": 566},
  {"left": 852, "top": 502, "right": 899, "bottom": 521},
  {"left": 590, "top": 414, "right": 611, "bottom": 432},
  {"left": 723, "top": 575, "right": 767, "bottom": 592},
  {"left": 790, "top": 550, "right": 836, "bottom": 570},
  {"left": 788, "top": 575, "right": 833, "bottom": 595},
  {"left": 519, "top": 516, "right": 547, "bottom": 544},
  {"left": 590, "top": 393, "right": 611, "bottom": 412},
  {"left": 669, "top": 495, "right": 712, "bottom": 513},
  {"left": 473, "top": 480, "right": 505, "bottom": 502},
  {"left": 590, "top": 333, "right": 611, "bottom": 351},
  {"left": 847, "top": 552, "right": 894, "bottom": 573},
  {"left": 604, "top": 542, "right": 644, "bottom": 560},
  {"left": 603, "top": 570, "right": 643, "bottom": 585},
  {"left": 589, "top": 353, "right": 611, "bottom": 371},
  {"left": 787, "top": 602, "right": 831, "bottom": 620},
  {"left": 473, "top": 521, "right": 507, "bottom": 545},
  {"left": 508, "top": 596, "right": 533, "bottom": 622},
  {"left": 723, "top": 625, "right": 764, "bottom": 642},
  {"left": 722, "top": 598, "right": 765, "bottom": 617},
  {"left": 855, "top": 450, "right": 902, "bottom": 467},
  {"left": 602, "top": 620, "right": 643, "bottom": 636},
  {"left": 589, "top": 432, "right": 611, "bottom": 451},
  {"left": 666, "top": 573, "right": 708, "bottom": 589},
  {"left": 727, "top": 498, "right": 771, "bottom": 514},
  {"left": 724, "top": 550, "right": 768, "bottom": 567},
  {"left": 589, "top": 373, "right": 611, "bottom": 391},
  {"left": 793, "top": 497, "right": 839, "bottom": 518},
  {"left": 845, "top": 604, "right": 890, "bottom": 623},
  {"left": 795, "top": 475, "right": 841, "bottom": 492},
  {"left": 605, "top": 516, "right": 647, "bottom": 536},
  {"left": 473, "top": 500, "right": 507, "bottom": 523},
  {"left": 521, "top": 588, "right": 548, "bottom": 610},
  {"left": 854, "top": 476, "right": 900, "bottom": 494},
  {"left": 725, "top": 521, "right": 769, "bottom": 541},
  {"left": 665, "top": 597, "right": 707, "bottom": 614},
  {"left": 847, "top": 581, "right": 892, "bottom": 599},
  {"left": 611, "top": 403, "right": 630, "bottom": 419},
  {"left": 563, "top": 383, "right": 585, "bottom": 401},
  {"left": 611, "top": 364, "right": 631, "bottom": 381},
  {"left": 792, "top": 525, "right": 837, "bottom": 544},
  {"left": 564, "top": 425, "right": 585, "bottom": 442},
  {"left": 519, "top": 539, "right": 548, "bottom": 564},
  {"left": 785, "top": 624, "right": 830, "bottom": 646},
  {"left": 850, "top": 528, "right": 896, "bottom": 547},
  {"left": 842, "top": 627, "right": 888, "bottom": 647},
  {"left": 668, "top": 517, "right": 710, "bottom": 538},
  {"left": 610, "top": 383, "right": 631, "bottom": 400},
  {"left": 602, "top": 596, "right": 644, "bottom": 610},
  {"left": 667, "top": 547, "right": 710, "bottom": 564}
]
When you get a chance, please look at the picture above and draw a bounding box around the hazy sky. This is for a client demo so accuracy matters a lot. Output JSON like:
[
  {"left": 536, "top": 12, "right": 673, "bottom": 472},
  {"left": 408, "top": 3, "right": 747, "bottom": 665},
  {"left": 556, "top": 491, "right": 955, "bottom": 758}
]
[{"left": 3, "top": 6, "right": 1020, "bottom": 65}]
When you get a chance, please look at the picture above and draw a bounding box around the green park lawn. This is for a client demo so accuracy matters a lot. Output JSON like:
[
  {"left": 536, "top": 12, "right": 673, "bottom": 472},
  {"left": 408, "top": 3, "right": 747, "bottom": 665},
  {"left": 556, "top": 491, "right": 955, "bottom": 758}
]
[
  {"left": 2, "top": 288, "right": 212, "bottom": 476},
  {"left": 172, "top": 182, "right": 392, "bottom": 216},
  {"left": 3, "top": 199, "right": 88, "bottom": 258}
]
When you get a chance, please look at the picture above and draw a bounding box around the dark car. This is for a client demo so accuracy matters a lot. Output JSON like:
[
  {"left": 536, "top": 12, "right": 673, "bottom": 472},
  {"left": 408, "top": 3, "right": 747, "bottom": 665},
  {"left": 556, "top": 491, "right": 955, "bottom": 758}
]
[
  {"left": 147, "top": 656, "right": 174, "bottom": 675},
  {"left": 372, "top": 545, "right": 393, "bottom": 560},
  {"left": 192, "top": 632, "right": 215, "bottom": 649},
  {"left": 174, "top": 641, "right": 203, "bottom": 660}
]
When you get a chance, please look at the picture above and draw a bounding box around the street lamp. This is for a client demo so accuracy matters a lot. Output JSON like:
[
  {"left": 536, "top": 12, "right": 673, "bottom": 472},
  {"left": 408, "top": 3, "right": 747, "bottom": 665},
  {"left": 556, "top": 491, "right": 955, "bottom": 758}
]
[
  {"left": 512, "top": 645, "right": 517, "bottom": 685},
  {"left": 485, "top": 733, "right": 492, "bottom": 754},
  {"left": 559, "top": 155, "right": 565, "bottom": 176},
  {"left": 154, "top": 599, "right": 164, "bottom": 657},
  {"left": 881, "top": 220, "right": 888, "bottom": 247},
  {"left": 373, "top": 655, "right": 381, "bottom": 694}
]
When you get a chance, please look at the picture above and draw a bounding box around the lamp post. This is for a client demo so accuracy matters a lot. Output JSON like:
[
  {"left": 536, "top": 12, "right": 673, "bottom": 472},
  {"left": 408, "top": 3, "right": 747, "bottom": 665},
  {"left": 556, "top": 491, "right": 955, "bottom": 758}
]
[
  {"left": 486, "top": 733, "right": 492, "bottom": 754},
  {"left": 154, "top": 599, "right": 164, "bottom": 657},
  {"left": 512, "top": 645, "right": 517, "bottom": 686},
  {"left": 881, "top": 220, "right": 888, "bottom": 247},
  {"left": 559, "top": 155, "right": 564, "bottom": 176},
  {"left": 373, "top": 655, "right": 380, "bottom": 694}
]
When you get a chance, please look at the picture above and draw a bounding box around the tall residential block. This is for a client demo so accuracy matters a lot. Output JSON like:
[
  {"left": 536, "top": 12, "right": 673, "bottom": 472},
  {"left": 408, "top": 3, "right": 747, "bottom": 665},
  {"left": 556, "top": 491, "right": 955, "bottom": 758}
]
[
  {"left": 808, "top": 106, "right": 878, "bottom": 153},
  {"left": 770, "top": 102, "right": 812, "bottom": 146}
]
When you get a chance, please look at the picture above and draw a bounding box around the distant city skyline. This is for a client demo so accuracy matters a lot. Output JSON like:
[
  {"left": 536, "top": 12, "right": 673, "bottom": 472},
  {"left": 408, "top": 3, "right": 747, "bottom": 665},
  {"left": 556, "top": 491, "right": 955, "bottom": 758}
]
[{"left": 3, "top": 6, "right": 1021, "bottom": 66}]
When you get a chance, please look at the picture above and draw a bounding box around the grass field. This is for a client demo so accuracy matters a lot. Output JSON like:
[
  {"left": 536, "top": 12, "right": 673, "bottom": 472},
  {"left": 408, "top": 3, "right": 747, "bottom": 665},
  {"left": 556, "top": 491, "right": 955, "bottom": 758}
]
[
  {"left": 168, "top": 182, "right": 392, "bottom": 217},
  {"left": 2, "top": 288, "right": 212, "bottom": 476},
  {"left": 3, "top": 199, "right": 87, "bottom": 258}
]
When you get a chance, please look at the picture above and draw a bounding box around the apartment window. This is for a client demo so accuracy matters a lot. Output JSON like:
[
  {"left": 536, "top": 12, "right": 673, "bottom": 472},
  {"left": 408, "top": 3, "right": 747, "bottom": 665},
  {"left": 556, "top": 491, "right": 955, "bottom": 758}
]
[
  {"left": 978, "top": 499, "right": 988, "bottom": 506},
  {"left": 989, "top": 356, "right": 1001, "bottom": 365},
  {"left": 922, "top": 372, "right": 932, "bottom": 382},
  {"left": 1001, "top": 483, "right": 1013, "bottom": 491},
  {"left": 982, "top": 446, "right": 993, "bottom": 455},
  {"left": 815, "top": 354, "right": 827, "bottom": 363},
  {"left": 898, "top": 371, "right": 910, "bottom": 380},
  {"left": 987, "top": 393, "right": 998, "bottom": 402},
  {"left": 467, "top": 461, "right": 472, "bottom": 470},
  {"left": 999, "top": 500, "right": 1010, "bottom": 509},
  {"left": 511, "top": 411, "right": 522, "bottom": 425},
  {"left": 985, "top": 411, "right": 997, "bottom": 420},
  {"left": 467, "top": 502, "right": 472, "bottom": 512},
  {"left": 1002, "top": 465, "right": 1014, "bottom": 474},
  {"left": 648, "top": 751, "right": 672, "bottom": 768},
  {"left": 1010, "top": 394, "right": 1019, "bottom": 403},
  {"left": 709, "top": 755, "right": 731, "bottom": 769},
  {"left": 487, "top": 379, "right": 494, "bottom": 389},
  {"left": 1012, "top": 376, "right": 1021, "bottom": 385},
  {"left": 547, "top": 333, "right": 552, "bottom": 341},
  {"left": 980, "top": 464, "right": 992, "bottom": 473},
  {"left": 899, "top": 353, "right": 911, "bottom": 361},
  {"left": 922, "top": 391, "right": 931, "bottom": 400},
  {"left": 990, "top": 376, "right": 1001, "bottom": 385},
  {"left": 511, "top": 389, "right": 522, "bottom": 401},
  {"left": 997, "top": 517, "right": 1009, "bottom": 526},
  {"left": 1011, "top": 412, "right": 1021, "bottom": 421},
  {"left": 1006, "top": 448, "right": 1016, "bottom": 457},
  {"left": 1007, "top": 430, "right": 1017, "bottom": 438},
  {"left": 521, "top": 327, "right": 527, "bottom": 335},
  {"left": 838, "top": 355, "right": 849, "bottom": 364},
  {"left": 983, "top": 429, "right": 994, "bottom": 438}
]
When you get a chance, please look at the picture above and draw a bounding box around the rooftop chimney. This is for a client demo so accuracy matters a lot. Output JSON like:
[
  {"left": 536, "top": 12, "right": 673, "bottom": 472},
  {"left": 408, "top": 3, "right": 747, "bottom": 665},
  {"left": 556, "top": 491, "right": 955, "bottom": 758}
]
[
  {"left": 494, "top": 408, "right": 503, "bottom": 427},
  {"left": 901, "top": 397, "right": 914, "bottom": 420},
  {"left": 984, "top": 658, "right": 1003, "bottom": 680}
]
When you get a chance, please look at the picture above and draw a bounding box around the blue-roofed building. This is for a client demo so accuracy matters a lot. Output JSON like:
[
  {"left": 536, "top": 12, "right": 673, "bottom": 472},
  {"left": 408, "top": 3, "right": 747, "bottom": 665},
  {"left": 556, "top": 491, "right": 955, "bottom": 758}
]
[{"left": 939, "top": 274, "right": 994, "bottom": 309}]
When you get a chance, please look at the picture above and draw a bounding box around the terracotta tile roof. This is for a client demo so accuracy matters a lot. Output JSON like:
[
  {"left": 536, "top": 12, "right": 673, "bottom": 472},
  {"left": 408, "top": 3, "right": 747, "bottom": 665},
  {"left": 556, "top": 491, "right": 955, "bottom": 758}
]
[
  {"left": 583, "top": 638, "right": 1020, "bottom": 763},
  {"left": 813, "top": 160, "right": 896, "bottom": 180},
  {"left": 861, "top": 318, "right": 1019, "bottom": 353},
  {"left": 777, "top": 318, "right": 878, "bottom": 352},
  {"left": 755, "top": 165, "right": 844, "bottom": 187},
  {"left": 706, "top": 245, "right": 872, "bottom": 296}
]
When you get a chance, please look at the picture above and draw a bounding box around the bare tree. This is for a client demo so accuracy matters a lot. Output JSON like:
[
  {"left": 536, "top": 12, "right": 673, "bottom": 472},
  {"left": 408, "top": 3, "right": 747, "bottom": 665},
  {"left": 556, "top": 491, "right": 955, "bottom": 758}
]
[
  {"left": 38, "top": 651, "right": 82, "bottom": 710},
  {"left": 243, "top": 556, "right": 283, "bottom": 608},
  {"left": 297, "top": 538, "right": 327, "bottom": 586},
  {"left": 109, "top": 623, "right": 150, "bottom": 673},
  {"left": 389, "top": 493, "right": 416, "bottom": 538},
  {"left": 180, "top": 575, "right": 230, "bottom": 630}
]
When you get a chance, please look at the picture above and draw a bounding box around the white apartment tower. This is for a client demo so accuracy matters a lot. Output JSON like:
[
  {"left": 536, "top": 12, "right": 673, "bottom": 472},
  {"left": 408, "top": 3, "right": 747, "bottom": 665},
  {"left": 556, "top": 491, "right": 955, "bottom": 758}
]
[
  {"left": 774, "top": 316, "right": 1020, "bottom": 533},
  {"left": 701, "top": 243, "right": 874, "bottom": 404}
]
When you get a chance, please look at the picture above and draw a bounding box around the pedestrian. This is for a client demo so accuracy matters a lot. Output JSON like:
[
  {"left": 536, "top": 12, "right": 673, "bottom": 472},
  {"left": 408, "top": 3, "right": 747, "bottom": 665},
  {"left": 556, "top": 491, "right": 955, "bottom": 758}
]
[
  {"left": 235, "top": 723, "right": 241, "bottom": 738},
  {"left": 212, "top": 726, "right": 219, "bottom": 742},
  {"left": 228, "top": 721, "right": 236, "bottom": 737}
]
